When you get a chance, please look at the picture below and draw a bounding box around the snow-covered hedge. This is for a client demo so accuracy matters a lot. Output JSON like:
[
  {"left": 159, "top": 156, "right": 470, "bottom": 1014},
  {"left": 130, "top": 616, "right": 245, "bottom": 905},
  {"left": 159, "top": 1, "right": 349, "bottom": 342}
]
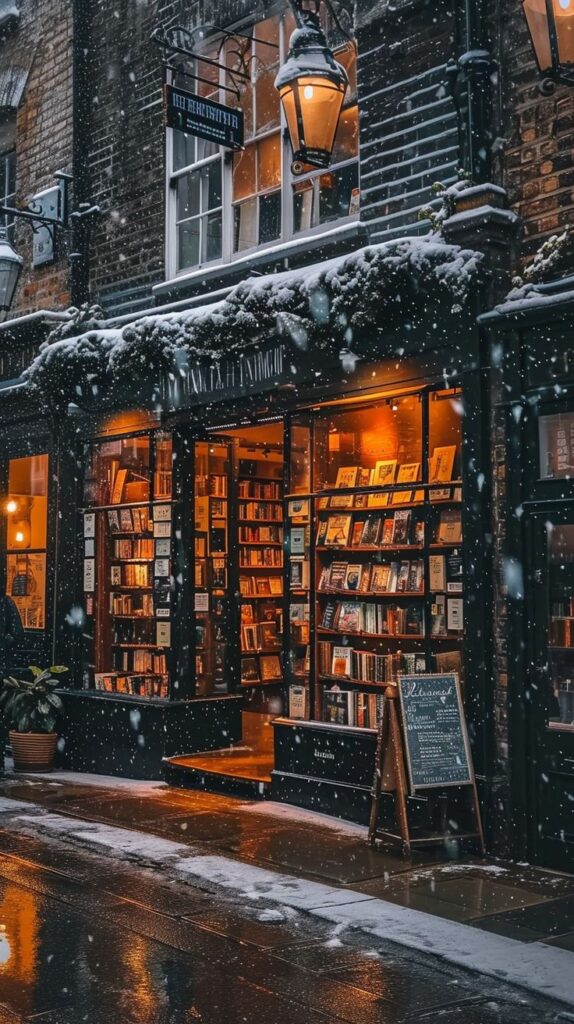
[{"left": 24, "top": 236, "right": 483, "bottom": 403}]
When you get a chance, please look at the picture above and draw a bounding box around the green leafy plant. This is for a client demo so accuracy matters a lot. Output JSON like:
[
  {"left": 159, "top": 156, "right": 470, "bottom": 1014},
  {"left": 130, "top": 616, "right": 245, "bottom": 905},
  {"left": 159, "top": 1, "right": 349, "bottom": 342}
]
[{"left": 0, "top": 666, "right": 68, "bottom": 734}]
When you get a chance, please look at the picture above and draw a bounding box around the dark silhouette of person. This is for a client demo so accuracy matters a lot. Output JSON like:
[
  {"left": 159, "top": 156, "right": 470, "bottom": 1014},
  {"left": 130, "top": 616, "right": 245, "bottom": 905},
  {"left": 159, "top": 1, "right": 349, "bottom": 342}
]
[{"left": 0, "top": 593, "right": 24, "bottom": 673}]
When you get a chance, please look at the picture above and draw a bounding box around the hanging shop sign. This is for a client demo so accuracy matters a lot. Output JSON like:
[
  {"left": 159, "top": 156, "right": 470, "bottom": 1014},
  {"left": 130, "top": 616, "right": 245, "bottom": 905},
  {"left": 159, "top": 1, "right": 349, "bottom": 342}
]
[{"left": 164, "top": 84, "right": 244, "bottom": 150}]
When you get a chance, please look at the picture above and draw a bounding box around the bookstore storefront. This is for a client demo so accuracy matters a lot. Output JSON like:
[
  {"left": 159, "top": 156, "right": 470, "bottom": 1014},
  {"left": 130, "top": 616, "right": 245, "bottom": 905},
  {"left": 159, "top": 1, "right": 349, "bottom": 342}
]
[{"left": 61, "top": 324, "right": 490, "bottom": 834}]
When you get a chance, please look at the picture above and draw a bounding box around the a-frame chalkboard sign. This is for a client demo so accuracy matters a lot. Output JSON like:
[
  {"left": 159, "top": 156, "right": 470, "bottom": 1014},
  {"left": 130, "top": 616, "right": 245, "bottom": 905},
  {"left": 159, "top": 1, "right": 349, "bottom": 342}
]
[{"left": 368, "top": 674, "right": 484, "bottom": 856}]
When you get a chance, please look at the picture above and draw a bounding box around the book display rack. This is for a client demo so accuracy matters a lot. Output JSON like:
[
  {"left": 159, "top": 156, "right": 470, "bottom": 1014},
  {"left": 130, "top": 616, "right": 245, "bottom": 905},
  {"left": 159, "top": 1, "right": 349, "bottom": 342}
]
[
  {"left": 284, "top": 389, "right": 465, "bottom": 730},
  {"left": 238, "top": 451, "right": 284, "bottom": 688},
  {"left": 81, "top": 431, "right": 173, "bottom": 700}
]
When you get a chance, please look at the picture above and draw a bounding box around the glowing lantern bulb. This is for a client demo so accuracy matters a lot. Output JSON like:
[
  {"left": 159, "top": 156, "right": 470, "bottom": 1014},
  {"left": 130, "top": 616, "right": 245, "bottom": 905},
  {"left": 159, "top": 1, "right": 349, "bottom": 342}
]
[
  {"left": 15, "top": 530, "right": 24, "bottom": 544},
  {"left": 303, "top": 84, "right": 314, "bottom": 100},
  {"left": 5, "top": 500, "right": 17, "bottom": 514}
]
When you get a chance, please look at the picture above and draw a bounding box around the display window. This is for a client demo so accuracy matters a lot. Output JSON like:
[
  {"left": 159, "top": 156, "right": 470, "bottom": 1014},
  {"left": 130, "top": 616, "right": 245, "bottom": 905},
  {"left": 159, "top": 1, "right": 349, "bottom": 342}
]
[
  {"left": 185, "top": 386, "right": 464, "bottom": 737},
  {"left": 283, "top": 388, "right": 464, "bottom": 730},
  {"left": 5, "top": 454, "right": 48, "bottom": 631},
  {"left": 81, "top": 430, "right": 173, "bottom": 700}
]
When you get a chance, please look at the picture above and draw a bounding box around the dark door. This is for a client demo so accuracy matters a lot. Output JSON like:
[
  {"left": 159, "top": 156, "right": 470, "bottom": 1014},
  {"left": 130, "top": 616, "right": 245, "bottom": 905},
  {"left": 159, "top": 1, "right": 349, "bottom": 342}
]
[{"left": 527, "top": 512, "right": 574, "bottom": 872}]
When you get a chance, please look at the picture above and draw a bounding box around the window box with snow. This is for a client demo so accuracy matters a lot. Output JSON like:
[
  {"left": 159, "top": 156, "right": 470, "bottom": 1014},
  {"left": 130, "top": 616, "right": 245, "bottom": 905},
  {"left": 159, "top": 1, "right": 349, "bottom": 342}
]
[{"left": 164, "top": 8, "right": 359, "bottom": 282}]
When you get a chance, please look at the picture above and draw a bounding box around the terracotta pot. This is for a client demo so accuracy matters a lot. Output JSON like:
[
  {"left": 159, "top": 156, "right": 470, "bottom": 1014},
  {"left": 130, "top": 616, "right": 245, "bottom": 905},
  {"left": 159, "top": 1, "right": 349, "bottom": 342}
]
[{"left": 9, "top": 731, "right": 58, "bottom": 773}]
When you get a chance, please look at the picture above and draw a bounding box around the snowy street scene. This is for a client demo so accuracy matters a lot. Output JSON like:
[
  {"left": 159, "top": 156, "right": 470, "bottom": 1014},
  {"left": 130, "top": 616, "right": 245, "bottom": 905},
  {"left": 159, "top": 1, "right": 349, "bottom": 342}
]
[{"left": 0, "top": 0, "right": 573, "bottom": 1019}]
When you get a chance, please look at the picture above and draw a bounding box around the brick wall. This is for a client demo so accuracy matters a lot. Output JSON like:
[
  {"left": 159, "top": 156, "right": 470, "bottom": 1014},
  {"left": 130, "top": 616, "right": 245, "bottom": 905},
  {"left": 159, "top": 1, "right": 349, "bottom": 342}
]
[
  {"left": 0, "top": 0, "right": 73, "bottom": 317},
  {"left": 357, "top": 3, "right": 462, "bottom": 243},
  {"left": 499, "top": 0, "right": 574, "bottom": 266}
]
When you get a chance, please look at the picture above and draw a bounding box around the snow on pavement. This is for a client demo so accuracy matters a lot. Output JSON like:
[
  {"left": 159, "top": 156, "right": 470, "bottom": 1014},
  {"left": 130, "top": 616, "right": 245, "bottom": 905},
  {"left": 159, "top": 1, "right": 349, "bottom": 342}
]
[{"left": 5, "top": 801, "right": 573, "bottom": 1010}]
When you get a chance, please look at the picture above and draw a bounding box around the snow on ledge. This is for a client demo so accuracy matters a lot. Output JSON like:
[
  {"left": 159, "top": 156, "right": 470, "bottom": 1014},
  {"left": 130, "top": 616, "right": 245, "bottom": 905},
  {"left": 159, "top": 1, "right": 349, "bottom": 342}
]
[{"left": 24, "top": 233, "right": 484, "bottom": 402}]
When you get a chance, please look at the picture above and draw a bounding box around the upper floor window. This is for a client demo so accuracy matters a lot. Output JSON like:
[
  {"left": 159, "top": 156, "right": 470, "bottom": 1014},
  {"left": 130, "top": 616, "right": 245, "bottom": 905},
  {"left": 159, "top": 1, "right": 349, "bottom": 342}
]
[
  {"left": 0, "top": 149, "right": 15, "bottom": 241},
  {"left": 166, "top": 10, "right": 359, "bottom": 277}
]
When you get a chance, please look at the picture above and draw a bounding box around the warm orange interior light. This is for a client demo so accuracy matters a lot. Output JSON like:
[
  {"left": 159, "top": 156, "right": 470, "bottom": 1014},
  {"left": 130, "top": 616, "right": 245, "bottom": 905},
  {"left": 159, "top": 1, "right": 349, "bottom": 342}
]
[{"left": 5, "top": 499, "right": 17, "bottom": 514}]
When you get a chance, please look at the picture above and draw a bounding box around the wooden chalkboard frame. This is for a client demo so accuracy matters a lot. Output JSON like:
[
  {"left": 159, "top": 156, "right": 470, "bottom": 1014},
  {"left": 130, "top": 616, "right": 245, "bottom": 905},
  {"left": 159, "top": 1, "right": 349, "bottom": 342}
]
[{"left": 398, "top": 672, "right": 474, "bottom": 792}]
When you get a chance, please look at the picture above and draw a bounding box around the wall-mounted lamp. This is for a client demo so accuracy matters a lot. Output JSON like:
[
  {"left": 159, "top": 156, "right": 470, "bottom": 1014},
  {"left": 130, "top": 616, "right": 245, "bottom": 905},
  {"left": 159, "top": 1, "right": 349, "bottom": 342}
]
[{"left": 276, "top": 0, "right": 350, "bottom": 172}]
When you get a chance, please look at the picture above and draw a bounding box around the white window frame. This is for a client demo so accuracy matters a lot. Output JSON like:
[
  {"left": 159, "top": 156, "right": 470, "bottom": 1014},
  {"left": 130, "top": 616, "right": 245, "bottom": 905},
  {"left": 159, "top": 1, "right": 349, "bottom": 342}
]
[
  {"left": 0, "top": 149, "right": 16, "bottom": 242},
  {"left": 165, "top": 14, "right": 359, "bottom": 281}
]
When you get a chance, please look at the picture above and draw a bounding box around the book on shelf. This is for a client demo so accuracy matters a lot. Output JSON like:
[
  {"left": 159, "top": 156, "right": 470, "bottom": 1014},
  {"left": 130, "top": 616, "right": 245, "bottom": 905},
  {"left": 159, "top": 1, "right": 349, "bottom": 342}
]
[
  {"left": 290, "top": 526, "right": 306, "bottom": 553},
  {"left": 239, "top": 525, "right": 281, "bottom": 543},
  {"left": 238, "top": 480, "right": 281, "bottom": 500},
  {"left": 335, "top": 466, "right": 359, "bottom": 489},
  {"left": 397, "top": 462, "right": 420, "bottom": 483},
  {"left": 120, "top": 508, "right": 134, "bottom": 532},
  {"left": 323, "top": 688, "right": 355, "bottom": 726},
  {"left": 331, "top": 645, "right": 352, "bottom": 678},
  {"left": 447, "top": 597, "right": 464, "bottom": 631},
  {"left": 429, "top": 554, "right": 446, "bottom": 592},
  {"left": 107, "top": 510, "right": 120, "bottom": 533},
  {"left": 392, "top": 509, "right": 411, "bottom": 544},
  {"left": 288, "top": 684, "right": 307, "bottom": 719},
  {"left": 438, "top": 509, "right": 463, "bottom": 544},
  {"left": 372, "top": 460, "right": 397, "bottom": 487},
  {"left": 391, "top": 490, "right": 413, "bottom": 506},
  {"left": 240, "top": 547, "right": 282, "bottom": 566},
  {"left": 429, "top": 445, "right": 456, "bottom": 483},
  {"left": 241, "top": 500, "right": 283, "bottom": 521},
  {"left": 209, "top": 474, "right": 228, "bottom": 497},
  {"left": 322, "top": 601, "right": 424, "bottom": 636},
  {"left": 260, "top": 654, "right": 282, "bottom": 680},
  {"left": 446, "top": 551, "right": 463, "bottom": 592},
  {"left": 259, "top": 622, "right": 280, "bottom": 648},
  {"left": 360, "top": 514, "right": 381, "bottom": 546},
  {"left": 241, "top": 603, "right": 255, "bottom": 624},
  {"left": 324, "top": 515, "right": 352, "bottom": 547},
  {"left": 111, "top": 468, "right": 128, "bottom": 504},
  {"left": 366, "top": 492, "right": 389, "bottom": 509},
  {"left": 330, "top": 493, "right": 355, "bottom": 509},
  {"left": 241, "top": 657, "right": 260, "bottom": 683},
  {"left": 289, "top": 602, "right": 309, "bottom": 623},
  {"left": 154, "top": 470, "right": 172, "bottom": 500},
  {"left": 287, "top": 498, "right": 309, "bottom": 520},
  {"left": 434, "top": 649, "right": 462, "bottom": 675},
  {"left": 319, "top": 642, "right": 426, "bottom": 684},
  {"left": 344, "top": 564, "right": 362, "bottom": 590},
  {"left": 336, "top": 601, "right": 362, "bottom": 633},
  {"left": 431, "top": 594, "right": 447, "bottom": 636},
  {"left": 289, "top": 558, "right": 308, "bottom": 589}
]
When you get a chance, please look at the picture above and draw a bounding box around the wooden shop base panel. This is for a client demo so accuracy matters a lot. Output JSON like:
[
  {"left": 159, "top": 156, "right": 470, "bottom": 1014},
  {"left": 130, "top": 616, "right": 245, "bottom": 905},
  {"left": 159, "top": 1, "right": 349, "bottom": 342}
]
[{"left": 164, "top": 712, "right": 274, "bottom": 799}]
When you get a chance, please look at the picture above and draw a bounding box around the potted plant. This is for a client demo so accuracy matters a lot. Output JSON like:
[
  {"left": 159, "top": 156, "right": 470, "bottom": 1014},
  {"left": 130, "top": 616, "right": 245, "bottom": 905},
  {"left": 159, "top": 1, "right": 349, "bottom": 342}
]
[{"left": 0, "top": 665, "right": 68, "bottom": 772}]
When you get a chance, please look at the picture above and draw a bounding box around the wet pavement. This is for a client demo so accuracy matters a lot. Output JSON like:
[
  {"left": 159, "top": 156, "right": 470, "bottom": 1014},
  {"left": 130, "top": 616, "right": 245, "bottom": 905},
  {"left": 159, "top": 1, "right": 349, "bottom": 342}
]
[
  {"left": 0, "top": 821, "right": 569, "bottom": 1024},
  {"left": 0, "top": 773, "right": 572, "bottom": 1021},
  {"left": 0, "top": 774, "right": 572, "bottom": 948}
]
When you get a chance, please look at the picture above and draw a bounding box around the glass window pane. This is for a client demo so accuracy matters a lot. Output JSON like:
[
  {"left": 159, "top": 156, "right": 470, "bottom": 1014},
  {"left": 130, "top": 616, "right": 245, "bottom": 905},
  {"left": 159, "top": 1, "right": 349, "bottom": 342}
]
[
  {"left": 173, "top": 131, "right": 196, "bottom": 172},
  {"left": 539, "top": 411, "right": 574, "bottom": 479},
  {"left": 332, "top": 105, "right": 359, "bottom": 163},
  {"left": 313, "top": 397, "right": 423, "bottom": 492},
  {"left": 7, "top": 455, "right": 48, "bottom": 551},
  {"left": 334, "top": 41, "right": 357, "bottom": 102},
  {"left": 259, "top": 191, "right": 281, "bottom": 244},
  {"left": 233, "top": 145, "right": 256, "bottom": 202},
  {"left": 293, "top": 179, "right": 315, "bottom": 232},
  {"left": 177, "top": 171, "right": 200, "bottom": 220},
  {"left": 318, "top": 163, "right": 359, "bottom": 223},
  {"left": 178, "top": 218, "right": 200, "bottom": 269},
  {"left": 258, "top": 133, "right": 281, "bottom": 192},
  {"left": 255, "top": 66, "right": 280, "bottom": 134},
  {"left": 206, "top": 160, "right": 222, "bottom": 210},
  {"left": 6, "top": 150, "right": 15, "bottom": 195},
  {"left": 6, "top": 453, "right": 49, "bottom": 633},
  {"left": 234, "top": 197, "right": 258, "bottom": 251},
  {"left": 548, "top": 523, "right": 574, "bottom": 729},
  {"left": 429, "top": 388, "right": 463, "bottom": 483},
  {"left": 205, "top": 211, "right": 222, "bottom": 262}
]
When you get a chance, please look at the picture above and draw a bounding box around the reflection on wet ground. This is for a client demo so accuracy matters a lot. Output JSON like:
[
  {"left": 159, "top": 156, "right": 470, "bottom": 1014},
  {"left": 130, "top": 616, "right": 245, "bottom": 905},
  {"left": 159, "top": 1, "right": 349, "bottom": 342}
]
[{"left": 0, "top": 822, "right": 568, "bottom": 1024}]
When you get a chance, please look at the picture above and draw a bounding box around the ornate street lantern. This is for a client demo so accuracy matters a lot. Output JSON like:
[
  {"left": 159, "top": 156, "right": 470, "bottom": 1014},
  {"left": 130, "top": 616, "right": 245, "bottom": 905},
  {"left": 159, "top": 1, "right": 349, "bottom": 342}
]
[
  {"left": 522, "top": 0, "right": 574, "bottom": 84},
  {"left": 275, "top": 7, "right": 349, "bottom": 172},
  {"left": 0, "top": 229, "right": 22, "bottom": 317}
]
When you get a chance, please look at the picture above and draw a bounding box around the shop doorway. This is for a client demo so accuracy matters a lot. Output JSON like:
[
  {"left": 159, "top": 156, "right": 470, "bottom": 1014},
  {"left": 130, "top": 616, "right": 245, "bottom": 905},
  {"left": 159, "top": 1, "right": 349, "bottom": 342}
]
[
  {"left": 525, "top": 511, "right": 574, "bottom": 871},
  {"left": 170, "top": 421, "right": 285, "bottom": 791}
]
